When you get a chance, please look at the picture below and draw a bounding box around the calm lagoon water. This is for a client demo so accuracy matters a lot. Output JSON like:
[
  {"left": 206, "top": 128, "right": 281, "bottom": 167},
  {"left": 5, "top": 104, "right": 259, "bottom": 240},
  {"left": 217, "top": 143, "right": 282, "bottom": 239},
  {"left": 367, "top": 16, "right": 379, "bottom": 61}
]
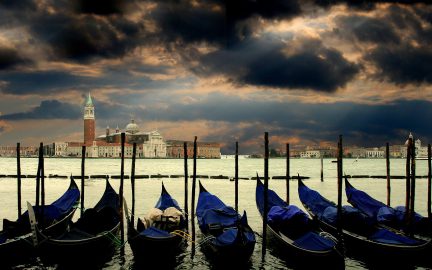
[{"left": 0, "top": 157, "right": 430, "bottom": 269}]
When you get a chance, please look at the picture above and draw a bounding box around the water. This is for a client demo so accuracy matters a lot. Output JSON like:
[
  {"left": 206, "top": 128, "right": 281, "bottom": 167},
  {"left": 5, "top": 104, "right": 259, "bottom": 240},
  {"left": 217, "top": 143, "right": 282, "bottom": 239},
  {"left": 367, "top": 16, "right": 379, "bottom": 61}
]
[{"left": 0, "top": 157, "right": 430, "bottom": 269}]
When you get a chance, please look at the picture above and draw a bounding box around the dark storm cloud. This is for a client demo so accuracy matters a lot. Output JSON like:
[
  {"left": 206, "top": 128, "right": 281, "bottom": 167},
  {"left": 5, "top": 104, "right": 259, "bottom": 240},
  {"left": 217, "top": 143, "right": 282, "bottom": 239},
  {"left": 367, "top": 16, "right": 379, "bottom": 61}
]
[
  {"left": 74, "top": 0, "right": 127, "bottom": 15},
  {"left": 0, "top": 100, "right": 81, "bottom": 120},
  {"left": 367, "top": 45, "right": 432, "bottom": 85},
  {"left": 0, "top": 67, "right": 177, "bottom": 95},
  {"left": 0, "top": 47, "right": 29, "bottom": 70},
  {"left": 141, "top": 93, "right": 432, "bottom": 148},
  {"left": 152, "top": 0, "right": 301, "bottom": 45},
  {"left": 335, "top": 15, "right": 400, "bottom": 44},
  {"left": 193, "top": 38, "right": 360, "bottom": 92},
  {"left": 30, "top": 14, "right": 144, "bottom": 62}
]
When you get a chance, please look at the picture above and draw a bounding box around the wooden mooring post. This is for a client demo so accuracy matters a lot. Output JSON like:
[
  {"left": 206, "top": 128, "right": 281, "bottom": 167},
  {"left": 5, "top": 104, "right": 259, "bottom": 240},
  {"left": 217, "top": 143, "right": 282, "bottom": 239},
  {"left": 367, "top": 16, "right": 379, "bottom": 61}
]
[
  {"left": 235, "top": 141, "right": 239, "bottom": 213},
  {"left": 35, "top": 144, "right": 42, "bottom": 212},
  {"left": 409, "top": 137, "right": 416, "bottom": 235},
  {"left": 16, "top": 143, "right": 22, "bottom": 217},
  {"left": 262, "top": 132, "right": 269, "bottom": 261},
  {"left": 81, "top": 146, "right": 86, "bottom": 217},
  {"left": 405, "top": 138, "right": 412, "bottom": 223},
  {"left": 286, "top": 143, "right": 290, "bottom": 203},
  {"left": 320, "top": 152, "right": 324, "bottom": 182},
  {"left": 120, "top": 133, "right": 125, "bottom": 246},
  {"left": 428, "top": 144, "right": 431, "bottom": 219},
  {"left": 191, "top": 136, "right": 197, "bottom": 257},
  {"left": 131, "top": 143, "right": 137, "bottom": 226},
  {"left": 336, "top": 135, "right": 343, "bottom": 246},
  {"left": 386, "top": 142, "right": 391, "bottom": 206},
  {"left": 183, "top": 142, "right": 189, "bottom": 228}
]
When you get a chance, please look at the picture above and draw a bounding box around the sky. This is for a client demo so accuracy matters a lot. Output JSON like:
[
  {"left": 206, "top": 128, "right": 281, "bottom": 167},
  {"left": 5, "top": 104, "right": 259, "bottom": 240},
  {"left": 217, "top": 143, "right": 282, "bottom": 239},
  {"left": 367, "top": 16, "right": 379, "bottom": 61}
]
[{"left": 0, "top": 0, "right": 431, "bottom": 154}]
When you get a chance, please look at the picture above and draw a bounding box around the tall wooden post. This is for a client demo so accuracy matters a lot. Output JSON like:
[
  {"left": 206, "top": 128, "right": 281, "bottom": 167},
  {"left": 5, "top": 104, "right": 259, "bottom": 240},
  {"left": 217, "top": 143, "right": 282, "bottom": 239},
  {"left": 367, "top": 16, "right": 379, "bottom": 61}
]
[
  {"left": 41, "top": 143, "right": 45, "bottom": 226},
  {"left": 262, "top": 132, "right": 269, "bottom": 261},
  {"left": 409, "top": 137, "right": 416, "bottom": 234},
  {"left": 191, "top": 136, "right": 197, "bottom": 257},
  {"left": 320, "top": 152, "right": 324, "bottom": 182},
  {"left": 337, "top": 135, "right": 343, "bottom": 240},
  {"left": 286, "top": 143, "right": 290, "bottom": 203},
  {"left": 35, "top": 143, "right": 42, "bottom": 211},
  {"left": 386, "top": 142, "right": 391, "bottom": 206},
  {"left": 16, "top": 143, "right": 22, "bottom": 217},
  {"left": 131, "top": 143, "right": 137, "bottom": 226},
  {"left": 235, "top": 141, "right": 239, "bottom": 213},
  {"left": 81, "top": 146, "right": 86, "bottom": 217},
  {"left": 120, "top": 133, "right": 125, "bottom": 246},
  {"left": 405, "top": 138, "right": 412, "bottom": 222},
  {"left": 183, "top": 142, "right": 189, "bottom": 227},
  {"left": 428, "top": 144, "right": 431, "bottom": 219}
]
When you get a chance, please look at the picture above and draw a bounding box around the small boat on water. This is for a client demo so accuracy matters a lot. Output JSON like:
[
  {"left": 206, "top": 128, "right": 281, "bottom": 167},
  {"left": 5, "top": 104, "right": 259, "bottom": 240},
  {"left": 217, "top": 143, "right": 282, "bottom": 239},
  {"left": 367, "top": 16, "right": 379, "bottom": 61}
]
[
  {"left": 345, "top": 179, "right": 432, "bottom": 238},
  {"left": 256, "top": 176, "right": 343, "bottom": 267},
  {"left": 0, "top": 177, "right": 80, "bottom": 265},
  {"left": 126, "top": 183, "right": 187, "bottom": 264},
  {"left": 28, "top": 179, "right": 120, "bottom": 265},
  {"left": 298, "top": 179, "right": 430, "bottom": 260},
  {"left": 196, "top": 181, "right": 256, "bottom": 264}
]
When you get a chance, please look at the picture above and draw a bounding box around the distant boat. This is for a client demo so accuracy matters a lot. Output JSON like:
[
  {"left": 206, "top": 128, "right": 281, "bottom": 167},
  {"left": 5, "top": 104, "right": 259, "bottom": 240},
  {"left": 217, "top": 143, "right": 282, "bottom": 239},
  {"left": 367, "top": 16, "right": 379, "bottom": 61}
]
[{"left": 331, "top": 160, "right": 337, "bottom": 163}]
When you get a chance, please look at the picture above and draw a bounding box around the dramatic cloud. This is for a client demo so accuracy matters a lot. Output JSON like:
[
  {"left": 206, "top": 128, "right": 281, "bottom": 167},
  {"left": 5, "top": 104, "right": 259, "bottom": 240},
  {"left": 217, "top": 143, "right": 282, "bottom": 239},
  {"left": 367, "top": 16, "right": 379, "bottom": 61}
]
[
  {"left": 0, "top": 47, "right": 29, "bottom": 70},
  {"left": 367, "top": 45, "right": 432, "bottom": 85},
  {"left": 335, "top": 15, "right": 400, "bottom": 44},
  {"left": 193, "top": 38, "right": 360, "bottom": 92},
  {"left": 0, "top": 100, "right": 81, "bottom": 120}
]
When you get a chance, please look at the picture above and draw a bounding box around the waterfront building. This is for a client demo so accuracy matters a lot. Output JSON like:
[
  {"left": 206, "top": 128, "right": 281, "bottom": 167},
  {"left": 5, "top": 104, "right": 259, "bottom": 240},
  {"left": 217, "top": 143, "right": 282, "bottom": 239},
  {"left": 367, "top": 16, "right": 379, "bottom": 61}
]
[
  {"left": 365, "top": 147, "right": 384, "bottom": 158},
  {"left": 166, "top": 140, "right": 221, "bottom": 159}
]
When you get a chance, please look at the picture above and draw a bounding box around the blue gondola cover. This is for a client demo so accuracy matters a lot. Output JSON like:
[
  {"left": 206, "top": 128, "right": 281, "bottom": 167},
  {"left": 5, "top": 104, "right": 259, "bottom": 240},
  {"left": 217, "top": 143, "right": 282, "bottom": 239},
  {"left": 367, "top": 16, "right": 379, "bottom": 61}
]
[
  {"left": 140, "top": 227, "right": 171, "bottom": 238},
  {"left": 369, "top": 229, "right": 420, "bottom": 245},
  {"left": 155, "top": 192, "right": 181, "bottom": 211},
  {"left": 268, "top": 205, "right": 309, "bottom": 227},
  {"left": 293, "top": 232, "right": 336, "bottom": 251}
]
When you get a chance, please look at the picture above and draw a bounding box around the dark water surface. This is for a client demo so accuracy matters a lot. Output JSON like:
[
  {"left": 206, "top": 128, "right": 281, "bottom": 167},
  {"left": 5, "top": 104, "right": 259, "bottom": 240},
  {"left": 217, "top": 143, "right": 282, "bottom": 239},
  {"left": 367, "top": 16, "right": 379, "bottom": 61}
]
[{"left": 0, "top": 157, "right": 430, "bottom": 269}]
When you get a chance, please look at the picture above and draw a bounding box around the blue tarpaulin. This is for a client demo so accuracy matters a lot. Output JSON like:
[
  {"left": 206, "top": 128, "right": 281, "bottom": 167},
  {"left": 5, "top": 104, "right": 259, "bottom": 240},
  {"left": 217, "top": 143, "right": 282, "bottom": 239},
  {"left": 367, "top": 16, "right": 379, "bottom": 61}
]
[
  {"left": 369, "top": 228, "right": 420, "bottom": 245},
  {"left": 293, "top": 232, "right": 336, "bottom": 251},
  {"left": 155, "top": 189, "right": 181, "bottom": 211},
  {"left": 298, "top": 182, "right": 334, "bottom": 219},
  {"left": 140, "top": 226, "right": 171, "bottom": 238},
  {"left": 268, "top": 205, "right": 309, "bottom": 227}
]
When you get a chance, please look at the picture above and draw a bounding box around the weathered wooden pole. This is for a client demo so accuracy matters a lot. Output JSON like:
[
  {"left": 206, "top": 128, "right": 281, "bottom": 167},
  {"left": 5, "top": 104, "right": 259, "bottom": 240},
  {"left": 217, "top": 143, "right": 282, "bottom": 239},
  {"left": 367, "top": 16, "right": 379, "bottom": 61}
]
[
  {"left": 286, "top": 143, "right": 290, "bottom": 203},
  {"left": 409, "top": 137, "right": 416, "bottom": 234},
  {"left": 235, "top": 141, "right": 239, "bottom": 213},
  {"left": 16, "top": 143, "right": 22, "bottom": 217},
  {"left": 320, "top": 151, "right": 324, "bottom": 182},
  {"left": 35, "top": 143, "right": 42, "bottom": 210},
  {"left": 191, "top": 136, "right": 197, "bottom": 257},
  {"left": 386, "top": 142, "right": 391, "bottom": 206},
  {"left": 131, "top": 143, "right": 137, "bottom": 226},
  {"left": 41, "top": 142, "right": 46, "bottom": 227},
  {"left": 262, "top": 132, "right": 269, "bottom": 261},
  {"left": 81, "top": 146, "right": 86, "bottom": 217},
  {"left": 336, "top": 135, "right": 343, "bottom": 240},
  {"left": 405, "top": 138, "right": 412, "bottom": 222},
  {"left": 120, "top": 133, "right": 125, "bottom": 245},
  {"left": 428, "top": 144, "right": 431, "bottom": 219},
  {"left": 183, "top": 142, "right": 189, "bottom": 227}
]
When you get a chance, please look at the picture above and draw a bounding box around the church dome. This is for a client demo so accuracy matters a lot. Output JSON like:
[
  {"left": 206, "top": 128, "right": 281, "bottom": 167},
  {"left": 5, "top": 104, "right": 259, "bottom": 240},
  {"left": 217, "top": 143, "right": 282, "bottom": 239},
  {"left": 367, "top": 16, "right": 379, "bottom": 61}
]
[{"left": 126, "top": 119, "right": 139, "bottom": 134}]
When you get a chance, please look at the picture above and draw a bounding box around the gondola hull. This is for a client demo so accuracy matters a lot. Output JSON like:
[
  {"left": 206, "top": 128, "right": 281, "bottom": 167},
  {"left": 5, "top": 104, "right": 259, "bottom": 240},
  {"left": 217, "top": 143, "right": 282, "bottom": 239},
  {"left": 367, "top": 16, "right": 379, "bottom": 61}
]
[
  {"left": 199, "top": 233, "right": 255, "bottom": 265},
  {"left": 1, "top": 179, "right": 79, "bottom": 265},
  {"left": 128, "top": 225, "right": 185, "bottom": 261},
  {"left": 35, "top": 224, "right": 120, "bottom": 264}
]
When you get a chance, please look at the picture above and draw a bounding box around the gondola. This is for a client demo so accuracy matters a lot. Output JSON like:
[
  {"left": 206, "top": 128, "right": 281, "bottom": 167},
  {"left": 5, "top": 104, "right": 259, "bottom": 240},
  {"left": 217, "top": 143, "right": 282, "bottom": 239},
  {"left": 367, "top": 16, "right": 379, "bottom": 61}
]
[
  {"left": 125, "top": 183, "right": 187, "bottom": 264},
  {"left": 0, "top": 177, "right": 80, "bottom": 264},
  {"left": 298, "top": 179, "right": 430, "bottom": 260},
  {"left": 256, "top": 177, "right": 343, "bottom": 267},
  {"left": 345, "top": 179, "right": 432, "bottom": 237},
  {"left": 196, "top": 181, "right": 255, "bottom": 264},
  {"left": 28, "top": 179, "right": 120, "bottom": 264}
]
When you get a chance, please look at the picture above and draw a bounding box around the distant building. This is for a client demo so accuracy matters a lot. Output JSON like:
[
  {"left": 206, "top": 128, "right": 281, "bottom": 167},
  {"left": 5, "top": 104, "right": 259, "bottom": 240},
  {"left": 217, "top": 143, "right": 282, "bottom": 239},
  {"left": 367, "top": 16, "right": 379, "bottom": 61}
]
[{"left": 166, "top": 140, "right": 221, "bottom": 159}]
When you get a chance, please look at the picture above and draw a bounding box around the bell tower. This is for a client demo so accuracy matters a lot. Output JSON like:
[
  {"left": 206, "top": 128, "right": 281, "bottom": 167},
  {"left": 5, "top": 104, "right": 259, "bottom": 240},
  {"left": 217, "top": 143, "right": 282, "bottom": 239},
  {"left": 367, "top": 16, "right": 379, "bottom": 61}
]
[{"left": 84, "top": 93, "right": 95, "bottom": 144}]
